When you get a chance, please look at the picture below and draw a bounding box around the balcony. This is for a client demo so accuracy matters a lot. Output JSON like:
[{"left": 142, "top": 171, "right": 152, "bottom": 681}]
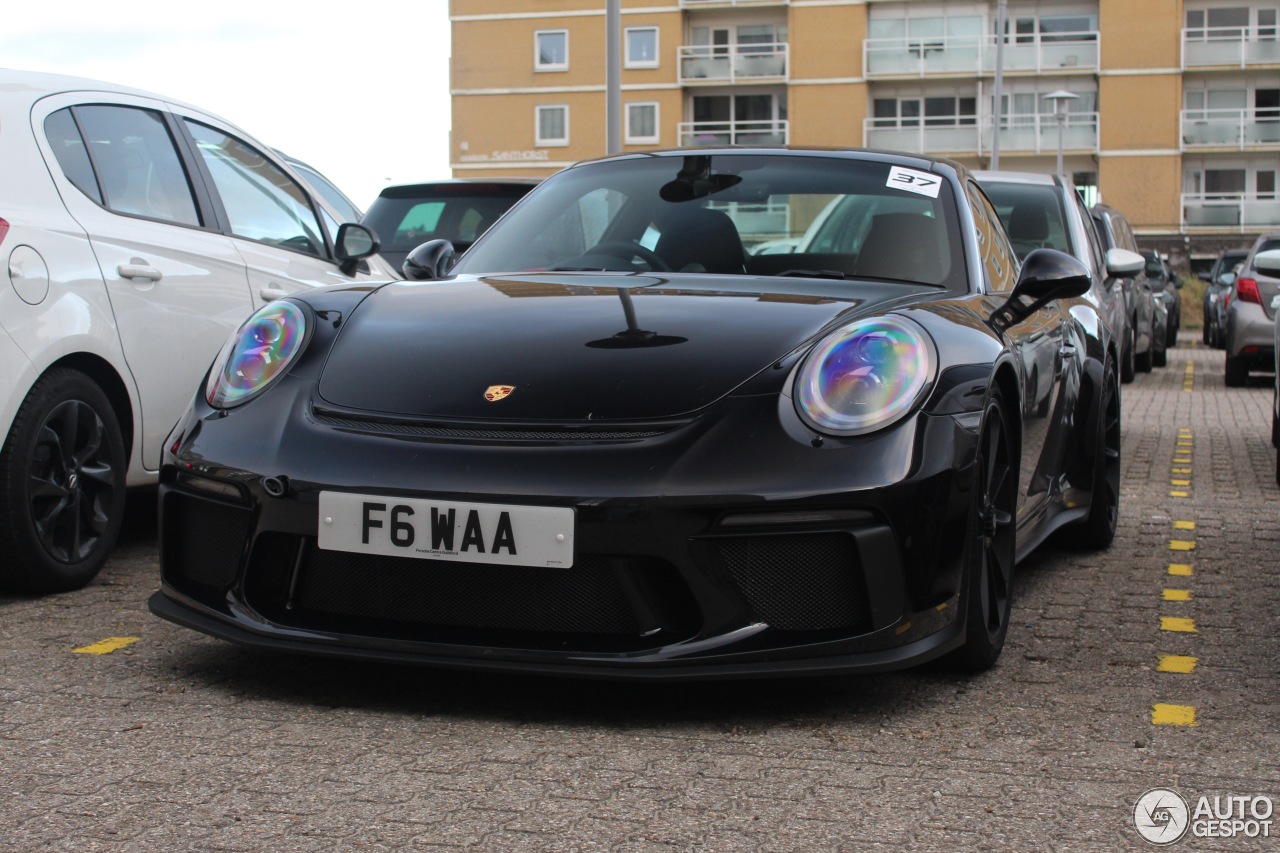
[
  {"left": 864, "top": 32, "right": 1100, "bottom": 78},
  {"left": 678, "top": 120, "right": 789, "bottom": 146},
  {"left": 1183, "top": 26, "right": 1280, "bottom": 67},
  {"left": 863, "top": 112, "right": 1099, "bottom": 157},
  {"left": 1183, "top": 192, "right": 1280, "bottom": 230},
  {"left": 1181, "top": 108, "right": 1280, "bottom": 149},
  {"left": 680, "top": 0, "right": 787, "bottom": 6},
  {"left": 679, "top": 44, "right": 789, "bottom": 85}
]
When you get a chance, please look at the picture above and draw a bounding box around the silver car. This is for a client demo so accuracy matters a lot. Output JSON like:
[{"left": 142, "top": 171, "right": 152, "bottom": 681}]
[
  {"left": 1224, "top": 234, "right": 1280, "bottom": 387},
  {"left": 1091, "top": 204, "right": 1159, "bottom": 379}
]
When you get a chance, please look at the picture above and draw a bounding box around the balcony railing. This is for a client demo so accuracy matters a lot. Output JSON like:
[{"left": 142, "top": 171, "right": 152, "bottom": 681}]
[
  {"left": 680, "top": 0, "right": 787, "bottom": 6},
  {"left": 678, "top": 120, "right": 789, "bottom": 147},
  {"left": 679, "top": 43, "right": 789, "bottom": 84},
  {"left": 864, "top": 31, "right": 1100, "bottom": 77},
  {"left": 863, "top": 112, "right": 1099, "bottom": 157},
  {"left": 1182, "top": 25, "right": 1280, "bottom": 67},
  {"left": 1181, "top": 108, "right": 1280, "bottom": 149},
  {"left": 1183, "top": 192, "right": 1280, "bottom": 230}
]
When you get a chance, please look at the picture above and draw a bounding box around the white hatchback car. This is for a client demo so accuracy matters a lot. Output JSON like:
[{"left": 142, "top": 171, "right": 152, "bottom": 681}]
[{"left": 0, "top": 69, "right": 394, "bottom": 593}]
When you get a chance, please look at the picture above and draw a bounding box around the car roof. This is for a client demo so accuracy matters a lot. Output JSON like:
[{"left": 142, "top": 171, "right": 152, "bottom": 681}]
[
  {"left": 0, "top": 67, "right": 202, "bottom": 112},
  {"left": 971, "top": 170, "right": 1061, "bottom": 187},
  {"left": 566, "top": 145, "right": 962, "bottom": 175},
  {"left": 378, "top": 178, "right": 541, "bottom": 194}
]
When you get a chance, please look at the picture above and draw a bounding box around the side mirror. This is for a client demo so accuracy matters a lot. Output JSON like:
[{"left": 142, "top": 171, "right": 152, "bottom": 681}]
[
  {"left": 1218, "top": 271, "right": 1237, "bottom": 286},
  {"left": 1253, "top": 249, "right": 1280, "bottom": 276},
  {"left": 992, "top": 248, "right": 1091, "bottom": 332},
  {"left": 1105, "top": 247, "right": 1145, "bottom": 279},
  {"left": 1197, "top": 270, "right": 1212, "bottom": 282},
  {"left": 403, "top": 239, "right": 456, "bottom": 281},
  {"left": 336, "top": 223, "right": 380, "bottom": 275}
]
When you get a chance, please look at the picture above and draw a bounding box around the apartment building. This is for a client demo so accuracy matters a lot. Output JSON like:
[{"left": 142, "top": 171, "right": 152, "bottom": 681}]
[{"left": 450, "top": 0, "right": 1280, "bottom": 259}]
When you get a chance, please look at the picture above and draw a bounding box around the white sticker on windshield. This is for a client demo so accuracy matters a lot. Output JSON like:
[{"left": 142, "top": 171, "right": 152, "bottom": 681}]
[{"left": 886, "top": 166, "right": 942, "bottom": 199}]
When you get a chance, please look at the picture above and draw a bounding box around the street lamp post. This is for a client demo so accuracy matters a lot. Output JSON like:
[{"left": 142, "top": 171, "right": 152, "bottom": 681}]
[{"left": 1043, "top": 90, "right": 1079, "bottom": 181}]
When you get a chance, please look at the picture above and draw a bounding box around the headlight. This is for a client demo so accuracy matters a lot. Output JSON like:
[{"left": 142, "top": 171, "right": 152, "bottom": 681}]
[
  {"left": 794, "top": 315, "right": 936, "bottom": 436},
  {"left": 205, "top": 301, "right": 309, "bottom": 408}
]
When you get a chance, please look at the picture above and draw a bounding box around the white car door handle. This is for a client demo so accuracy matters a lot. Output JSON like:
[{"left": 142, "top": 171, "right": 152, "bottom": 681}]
[
  {"left": 117, "top": 263, "right": 162, "bottom": 282},
  {"left": 259, "top": 286, "right": 288, "bottom": 301}
]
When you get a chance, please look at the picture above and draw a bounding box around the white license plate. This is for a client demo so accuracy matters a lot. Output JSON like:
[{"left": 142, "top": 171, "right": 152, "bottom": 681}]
[{"left": 317, "top": 492, "right": 575, "bottom": 568}]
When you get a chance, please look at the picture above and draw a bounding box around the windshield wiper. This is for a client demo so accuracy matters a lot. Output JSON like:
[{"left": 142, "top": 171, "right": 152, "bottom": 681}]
[
  {"left": 548, "top": 265, "right": 609, "bottom": 272},
  {"left": 774, "top": 269, "right": 848, "bottom": 280}
]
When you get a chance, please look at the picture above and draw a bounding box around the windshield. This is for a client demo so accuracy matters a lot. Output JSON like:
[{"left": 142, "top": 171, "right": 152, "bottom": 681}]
[
  {"left": 979, "top": 182, "right": 1072, "bottom": 261},
  {"left": 452, "top": 154, "right": 966, "bottom": 288}
]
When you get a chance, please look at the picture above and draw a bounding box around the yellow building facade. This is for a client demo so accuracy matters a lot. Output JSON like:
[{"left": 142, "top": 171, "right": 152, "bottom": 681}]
[{"left": 451, "top": 0, "right": 1280, "bottom": 259}]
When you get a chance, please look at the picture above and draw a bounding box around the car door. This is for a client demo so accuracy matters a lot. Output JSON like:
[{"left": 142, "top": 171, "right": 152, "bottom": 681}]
[
  {"left": 176, "top": 116, "right": 391, "bottom": 309},
  {"left": 34, "top": 95, "right": 255, "bottom": 470}
]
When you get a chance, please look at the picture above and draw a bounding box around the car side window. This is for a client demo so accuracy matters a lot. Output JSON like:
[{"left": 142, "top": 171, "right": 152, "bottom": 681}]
[
  {"left": 54, "top": 105, "right": 200, "bottom": 226},
  {"left": 1073, "top": 193, "right": 1106, "bottom": 276},
  {"left": 185, "top": 121, "right": 326, "bottom": 258},
  {"left": 966, "top": 181, "right": 1017, "bottom": 293}
]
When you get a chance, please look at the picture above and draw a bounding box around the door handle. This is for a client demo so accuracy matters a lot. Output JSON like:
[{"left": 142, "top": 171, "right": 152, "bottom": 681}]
[
  {"left": 259, "top": 286, "right": 288, "bottom": 301},
  {"left": 117, "top": 263, "right": 162, "bottom": 282}
]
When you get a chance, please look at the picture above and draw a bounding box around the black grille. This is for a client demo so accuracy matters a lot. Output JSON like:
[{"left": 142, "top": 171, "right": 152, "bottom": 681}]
[
  {"left": 295, "top": 550, "right": 641, "bottom": 635},
  {"left": 716, "top": 533, "right": 870, "bottom": 631},
  {"left": 313, "top": 412, "right": 664, "bottom": 442},
  {"left": 162, "top": 494, "right": 251, "bottom": 593}
]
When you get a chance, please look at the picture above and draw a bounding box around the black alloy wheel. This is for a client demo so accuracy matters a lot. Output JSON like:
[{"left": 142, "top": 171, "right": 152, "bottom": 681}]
[
  {"left": 947, "top": 388, "right": 1018, "bottom": 672},
  {"left": 0, "top": 370, "right": 126, "bottom": 593},
  {"left": 1077, "top": 360, "right": 1121, "bottom": 549}
]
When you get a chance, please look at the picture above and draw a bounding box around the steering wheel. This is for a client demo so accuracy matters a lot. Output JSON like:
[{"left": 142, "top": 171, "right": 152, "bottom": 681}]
[{"left": 587, "top": 241, "right": 671, "bottom": 272}]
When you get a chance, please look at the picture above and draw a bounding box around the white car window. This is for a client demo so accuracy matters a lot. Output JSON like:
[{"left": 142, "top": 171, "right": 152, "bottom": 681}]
[{"left": 186, "top": 121, "right": 326, "bottom": 258}]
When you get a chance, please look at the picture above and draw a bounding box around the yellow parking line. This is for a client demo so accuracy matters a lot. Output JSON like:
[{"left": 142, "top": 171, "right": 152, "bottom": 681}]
[
  {"left": 73, "top": 636, "right": 139, "bottom": 655},
  {"left": 1171, "top": 490, "right": 1190, "bottom": 498},
  {"left": 1169, "top": 539, "right": 1195, "bottom": 551},
  {"left": 1171, "top": 467, "right": 1192, "bottom": 475},
  {"left": 1163, "top": 589, "right": 1192, "bottom": 602},
  {"left": 1173, "top": 456, "right": 1192, "bottom": 464},
  {"left": 1161, "top": 617, "right": 1197, "bottom": 633},
  {"left": 895, "top": 622, "right": 912, "bottom": 636},
  {"left": 1171, "top": 479, "right": 1192, "bottom": 487},
  {"left": 1158, "top": 655, "right": 1198, "bottom": 674},
  {"left": 1173, "top": 520, "right": 1196, "bottom": 530},
  {"left": 1169, "top": 563, "right": 1194, "bottom": 577},
  {"left": 1152, "top": 704, "right": 1198, "bottom": 726}
]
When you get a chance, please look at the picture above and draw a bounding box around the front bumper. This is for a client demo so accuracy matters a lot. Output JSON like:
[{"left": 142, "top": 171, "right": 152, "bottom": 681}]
[{"left": 151, "top": 380, "right": 982, "bottom": 679}]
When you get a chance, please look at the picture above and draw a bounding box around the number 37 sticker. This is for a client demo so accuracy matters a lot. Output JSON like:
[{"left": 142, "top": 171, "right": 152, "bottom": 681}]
[{"left": 886, "top": 166, "right": 942, "bottom": 199}]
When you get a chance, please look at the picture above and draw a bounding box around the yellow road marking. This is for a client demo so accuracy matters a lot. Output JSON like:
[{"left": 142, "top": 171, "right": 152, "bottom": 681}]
[
  {"left": 1173, "top": 520, "right": 1196, "bottom": 530},
  {"left": 895, "top": 622, "right": 912, "bottom": 635},
  {"left": 1173, "top": 457, "right": 1192, "bottom": 464},
  {"left": 1161, "top": 617, "right": 1197, "bottom": 633},
  {"left": 1158, "top": 655, "right": 1198, "bottom": 674},
  {"left": 1171, "top": 479, "right": 1192, "bottom": 487},
  {"left": 1163, "top": 589, "right": 1192, "bottom": 602},
  {"left": 1169, "top": 540, "right": 1195, "bottom": 551},
  {"left": 1169, "top": 563, "right": 1193, "bottom": 577},
  {"left": 1171, "top": 467, "right": 1192, "bottom": 474},
  {"left": 1152, "top": 704, "right": 1198, "bottom": 726},
  {"left": 73, "top": 636, "right": 139, "bottom": 655},
  {"left": 1171, "top": 490, "right": 1189, "bottom": 497},
  {"left": 1176, "top": 442, "right": 1193, "bottom": 448}
]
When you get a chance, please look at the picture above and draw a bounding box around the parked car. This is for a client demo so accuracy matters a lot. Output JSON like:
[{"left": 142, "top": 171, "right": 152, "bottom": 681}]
[
  {"left": 1142, "top": 251, "right": 1182, "bottom": 347},
  {"left": 1200, "top": 248, "right": 1249, "bottom": 347},
  {"left": 0, "top": 69, "right": 394, "bottom": 593},
  {"left": 363, "top": 179, "right": 539, "bottom": 274},
  {"left": 152, "top": 148, "right": 1120, "bottom": 678},
  {"left": 1224, "top": 234, "right": 1280, "bottom": 386},
  {"left": 1091, "top": 204, "right": 1159, "bottom": 376},
  {"left": 1271, "top": 281, "right": 1280, "bottom": 485},
  {"left": 276, "top": 151, "right": 363, "bottom": 230},
  {"left": 974, "top": 171, "right": 1131, "bottom": 394}
]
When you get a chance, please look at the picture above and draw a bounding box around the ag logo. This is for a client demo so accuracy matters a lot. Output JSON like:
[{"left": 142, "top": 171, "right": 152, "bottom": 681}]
[
  {"left": 1134, "top": 788, "right": 1190, "bottom": 845},
  {"left": 484, "top": 385, "right": 515, "bottom": 402}
]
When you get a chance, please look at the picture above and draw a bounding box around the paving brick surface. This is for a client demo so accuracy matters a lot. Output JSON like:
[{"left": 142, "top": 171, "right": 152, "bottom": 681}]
[{"left": 1, "top": 337, "right": 1277, "bottom": 851}]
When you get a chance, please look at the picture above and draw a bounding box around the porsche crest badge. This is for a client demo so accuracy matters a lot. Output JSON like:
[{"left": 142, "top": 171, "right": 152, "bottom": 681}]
[{"left": 484, "top": 385, "right": 516, "bottom": 402}]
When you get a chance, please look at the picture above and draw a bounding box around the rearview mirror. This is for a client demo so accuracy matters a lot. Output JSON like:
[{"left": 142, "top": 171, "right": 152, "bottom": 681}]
[
  {"left": 992, "top": 249, "right": 1091, "bottom": 332},
  {"left": 403, "top": 239, "right": 456, "bottom": 281}
]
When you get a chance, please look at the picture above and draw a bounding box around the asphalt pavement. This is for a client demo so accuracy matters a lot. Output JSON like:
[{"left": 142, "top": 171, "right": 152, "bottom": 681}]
[{"left": 2, "top": 335, "right": 1277, "bottom": 852}]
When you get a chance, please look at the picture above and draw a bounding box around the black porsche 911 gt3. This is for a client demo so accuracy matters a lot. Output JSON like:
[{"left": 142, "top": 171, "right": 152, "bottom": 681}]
[{"left": 151, "top": 148, "right": 1120, "bottom": 679}]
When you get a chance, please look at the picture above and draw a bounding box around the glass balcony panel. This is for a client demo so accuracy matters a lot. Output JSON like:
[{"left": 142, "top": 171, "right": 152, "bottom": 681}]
[
  {"left": 678, "top": 120, "right": 788, "bottom": 146},
  {"left": 679, "top": 44, "right": 787, "bottom": 83},
  {"left": 1181, "top": 110, "right": 1280, "bottom": 148},
  {"left": 1182, "top": 194, "right": 1280, "bottom": 228},
  {"left": 1184, "top": 26, "right": 1280, "bottom": 66}
]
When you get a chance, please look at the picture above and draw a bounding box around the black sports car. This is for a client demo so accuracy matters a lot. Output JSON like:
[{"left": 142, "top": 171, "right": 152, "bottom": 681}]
[{"left": 151, "top": 149, "right": 1120, "bottom": 679}]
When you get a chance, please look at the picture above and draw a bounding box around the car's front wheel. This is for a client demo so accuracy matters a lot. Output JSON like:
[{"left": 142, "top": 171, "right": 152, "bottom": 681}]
[
  {"left": 1077, "top": 360, "right": 1120, "bottom": 549},
  {"left": 946, "top": 387, "right": 1018, "bottom": 672},
  {"left": 0, "top": 369, "right": 127, "bottom": 593},
  {"left": 1121, "top": 324, "right": 1136, "bottom": 384},
  {"left": 1135, "top": 321, "right": 1153, "bottom": 373}
]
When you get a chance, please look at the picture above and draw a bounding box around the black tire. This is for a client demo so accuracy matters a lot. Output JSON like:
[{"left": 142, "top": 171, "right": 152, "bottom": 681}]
[
  {"left": 1224, "top": 354, "right": 1248, "bottom": 387},
  {"left": 945, "top": 388, "right": 1018, "bottom": 673},
  {"left": 1077, "top": 360, "right": 1120, "bottom": 549},
  {"left": 0, "top": 369, "right": 127, "bottom": 593},
  {"left": 1202, "top": 322, "right": 1210, "bottom": 346},
  {"left": 1135, "top": 323, "right": 1153, "bottom": 373},
  {"left": 1167, "top": 316, "right": 1179, "bottom": 348},
  {"left": 1153, "top": 340, "right": 1167, "bottom": 367},
  {"left": 1121, "top": 324, "right": 1136, "bottom": 384}
]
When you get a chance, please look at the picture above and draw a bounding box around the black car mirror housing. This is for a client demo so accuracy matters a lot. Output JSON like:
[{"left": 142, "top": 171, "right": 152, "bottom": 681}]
[
  {"left": 992, "top": 248, "right": 1091, "bottom": 333},
  {"left": 403, "top": 239, "right": 456, "bottom": 281},
  {"left": 336, "top": 223, "right": 380, "bottom": 275}
]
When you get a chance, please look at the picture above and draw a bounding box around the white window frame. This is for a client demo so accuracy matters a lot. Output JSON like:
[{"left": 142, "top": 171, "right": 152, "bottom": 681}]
[
  {"left": 535, "top": 29, "right": 569, "bottom": 72},
  {"left": 625, "top": 26, "right": 660, "bottom": 68},
  {"left": 536, "top": 104, "right": 570, "bottom": 147},
  {"left": 625, "top": 102, "right": 660, "bottom": 144}
]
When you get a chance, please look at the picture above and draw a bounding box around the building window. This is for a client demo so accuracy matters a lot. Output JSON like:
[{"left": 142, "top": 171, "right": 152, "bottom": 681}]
[
  {"left": 626, "top": 27, "right": 659, "bottom": 68},
  {"left": 535, "top": 30, "right": 568, "bottom": 71},
  {"left": 536, "top": 105, "right": 569, "bottom": 146},
  {"left": 626, "top": 102, "right": 659, "bottom": 143},
  {"left": 874, "top": 96, "right": 972, "bottom": 128}
]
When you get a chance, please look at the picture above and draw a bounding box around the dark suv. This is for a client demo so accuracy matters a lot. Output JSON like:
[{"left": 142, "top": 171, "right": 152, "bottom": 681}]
[
  {"left": 1199, "top": 248, "right": 1249, "bottom": 348},
  {"left": 1092, "top": 204, "right": 1159, "bottom": 376}
]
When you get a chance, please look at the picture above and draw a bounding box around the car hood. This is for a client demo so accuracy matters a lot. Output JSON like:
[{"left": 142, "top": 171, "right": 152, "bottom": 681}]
[{"left": 316, "top": 273, "right": 926, "bottom": 422}]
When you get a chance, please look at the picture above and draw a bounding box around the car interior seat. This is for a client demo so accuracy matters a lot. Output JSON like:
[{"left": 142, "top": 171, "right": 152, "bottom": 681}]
[
  {"left": 654, "top": 205, "right": 747, "bottom": 274},
  {"left": 854, "top": 211, "right": 947, "bottom": 283}
]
